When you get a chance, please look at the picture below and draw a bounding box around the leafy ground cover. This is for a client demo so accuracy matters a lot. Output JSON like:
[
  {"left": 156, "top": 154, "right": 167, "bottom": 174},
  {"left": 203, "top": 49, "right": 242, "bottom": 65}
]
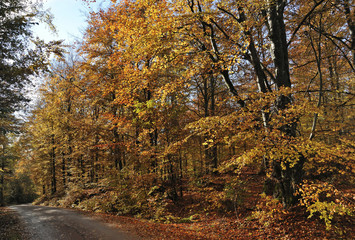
[
  {"left": 0, "top": 207, "right": 30, "bottom": 240},
  {"left": 84, "top": 187, "right": 354, "bottom": 239},
  {"left": 35, "top": 169, "right": 354, "bottom": 239},
  {"left": 88, "top": 209, "right": 353, "bottom": 240}
]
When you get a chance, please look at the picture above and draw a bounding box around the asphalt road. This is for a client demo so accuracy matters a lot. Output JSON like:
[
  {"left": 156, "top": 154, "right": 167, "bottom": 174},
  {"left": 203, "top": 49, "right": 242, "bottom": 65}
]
[{"left": 9, "top": 204, "right": 137, "bottom": 240}]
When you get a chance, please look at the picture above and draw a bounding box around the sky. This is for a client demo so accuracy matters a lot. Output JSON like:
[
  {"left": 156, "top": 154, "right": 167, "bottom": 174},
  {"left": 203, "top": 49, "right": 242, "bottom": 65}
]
[
  {"left": 21, "top": 0, "right": 110, "bottom": 116},
  {"left": 33, "top": 0, "right": 110, "bottom": 43}
]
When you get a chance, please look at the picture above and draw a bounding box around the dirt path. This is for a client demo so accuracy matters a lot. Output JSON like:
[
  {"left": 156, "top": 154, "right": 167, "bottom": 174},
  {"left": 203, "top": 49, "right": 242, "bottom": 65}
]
[{"left": 10, "top": 204, "right": 139, "bottom": 240}]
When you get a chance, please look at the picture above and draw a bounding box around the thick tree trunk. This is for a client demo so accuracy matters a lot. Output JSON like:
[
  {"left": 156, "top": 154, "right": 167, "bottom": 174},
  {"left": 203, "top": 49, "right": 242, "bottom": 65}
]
[
  {"left": 202, "top": 74, "right": 218, "bottom": 173},
  {"left": 265, "top": 0, "right": 304, "bottom": 207},
  {"left": 266, "top": 0, "right": 291, "bottom": 89}
]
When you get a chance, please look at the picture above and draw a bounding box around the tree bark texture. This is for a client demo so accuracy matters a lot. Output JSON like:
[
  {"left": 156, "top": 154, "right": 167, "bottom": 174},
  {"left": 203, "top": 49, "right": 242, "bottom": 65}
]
[{"left": 265, "top": 0, "right": 304, "bottom": 207}]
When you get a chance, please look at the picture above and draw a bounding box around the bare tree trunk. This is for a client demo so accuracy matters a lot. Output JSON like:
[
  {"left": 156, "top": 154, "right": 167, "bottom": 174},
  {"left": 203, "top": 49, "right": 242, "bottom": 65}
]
[
  {"left": 265, "top": 0, "right": 304, "bottom": 207},
  {"left": 309, "top": 14, "right": 324, "bottom": 140}
]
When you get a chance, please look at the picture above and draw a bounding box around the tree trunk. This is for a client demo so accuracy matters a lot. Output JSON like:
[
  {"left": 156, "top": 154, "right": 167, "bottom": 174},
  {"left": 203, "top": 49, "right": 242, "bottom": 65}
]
[
  {"left": 339, "top": 0, "right": 354, "bottom": 66},
  {"left": 265, "top": 0, "right": 304, "bottom": 206},
  {"left": 51, "top": 134, "right": 56, "bottom": 195},
  {"left": 0, "top": 145, "right": 5, "bottom": 206},
  {"left": 62, "top": 153, "right": 66, "bottom": 190}
]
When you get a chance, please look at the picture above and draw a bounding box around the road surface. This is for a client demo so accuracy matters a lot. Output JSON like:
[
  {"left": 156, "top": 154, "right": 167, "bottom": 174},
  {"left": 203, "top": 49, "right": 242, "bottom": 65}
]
[{"left": 10, "top": 204, "right": 138, "bottom": 240}]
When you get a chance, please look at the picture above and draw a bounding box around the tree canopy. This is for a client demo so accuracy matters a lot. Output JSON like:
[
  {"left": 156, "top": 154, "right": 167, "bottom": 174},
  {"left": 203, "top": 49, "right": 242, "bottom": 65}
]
[{"left": 0, "top": 0, "right": 62, "bottom": 206}]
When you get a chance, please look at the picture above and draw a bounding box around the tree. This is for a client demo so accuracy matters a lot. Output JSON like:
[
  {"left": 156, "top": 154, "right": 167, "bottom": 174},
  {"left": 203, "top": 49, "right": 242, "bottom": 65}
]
[
  {"left": 0, "top": 0, "right": 63, "bottom": 204},
  {"left": 0, "top": 0, "right": 37, "bottom": 115},
  {"left": 26, "top": 0, "right": 353, "bottom": 226},
  {"left": 0, "top": 0, "right": 37, "bottom": 205}
]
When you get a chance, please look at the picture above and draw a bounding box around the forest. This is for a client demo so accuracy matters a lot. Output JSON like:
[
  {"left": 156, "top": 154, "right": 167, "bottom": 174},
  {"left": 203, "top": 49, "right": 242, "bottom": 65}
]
[{"left": 0, "top": 0, "right": 354, "bottom": 239}]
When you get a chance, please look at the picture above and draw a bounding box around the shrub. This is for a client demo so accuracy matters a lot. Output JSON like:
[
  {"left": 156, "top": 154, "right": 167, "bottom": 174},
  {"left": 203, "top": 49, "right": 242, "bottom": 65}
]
[
  {"left": 297, "top": 181, "right": 354, "bottom": 230},
  {"left": 249, "top": 193, "right": 286, "bottom": 227}
]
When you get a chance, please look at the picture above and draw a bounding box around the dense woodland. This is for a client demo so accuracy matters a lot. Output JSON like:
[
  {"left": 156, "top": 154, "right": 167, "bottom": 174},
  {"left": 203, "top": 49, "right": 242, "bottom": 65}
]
[{"left": 1, "top": 0, "right": 354, "bottom": 238}]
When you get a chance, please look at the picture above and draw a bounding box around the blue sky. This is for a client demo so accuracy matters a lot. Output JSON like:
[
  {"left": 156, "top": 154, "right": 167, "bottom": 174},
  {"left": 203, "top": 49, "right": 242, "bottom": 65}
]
[
  {"left": 22, "top": 0, "right": 110, "bottom": 114},
  {"left": 33, "top": 0, "right": 110, "bottom": 43}
]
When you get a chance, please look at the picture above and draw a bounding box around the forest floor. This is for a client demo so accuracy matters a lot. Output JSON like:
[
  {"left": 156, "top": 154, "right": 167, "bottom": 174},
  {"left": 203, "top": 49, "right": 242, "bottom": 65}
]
[
  {"left": 3, "top": 169, "right": 353, "bottom": 240},
  {"left": 81, "top": 173, "right": 354, "bottom": 240},
  {"left": 0, "top": 207, "right": 30, "bottom": 240},
  {"left": 40, "top": 170, "right": 354, "bottom": 239},
  {"left": 84, "top": 209, "right": 353, "bottom": 240}
]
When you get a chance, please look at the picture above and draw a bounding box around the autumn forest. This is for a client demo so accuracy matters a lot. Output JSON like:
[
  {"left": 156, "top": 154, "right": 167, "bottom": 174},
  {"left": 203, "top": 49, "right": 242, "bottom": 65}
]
[{"left": 0, "top": 0, "right": 354, "bottom": 239}]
